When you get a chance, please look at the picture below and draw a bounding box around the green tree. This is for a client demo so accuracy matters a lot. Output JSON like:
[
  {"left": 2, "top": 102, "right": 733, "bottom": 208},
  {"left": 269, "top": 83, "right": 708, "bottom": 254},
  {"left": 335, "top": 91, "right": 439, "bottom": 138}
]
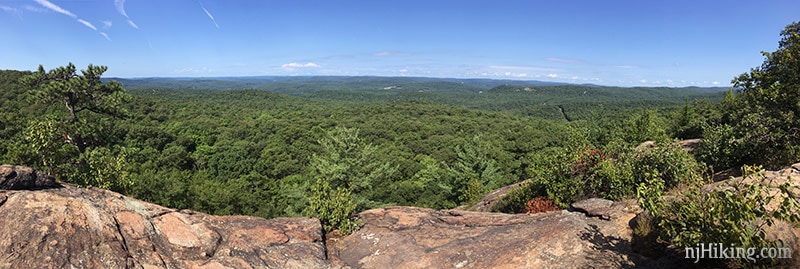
[
  {"left": 447, "top": 135, "right": 506, "bottom": 204},
  {"left": 703, "top": 22, "right": 800, "bottom": 167},
  {"left": 309, "top": 127, "right": 397, "bottom": 211},
  {"left": 20, "top": 63, "right": 133, "bottom": 191}
]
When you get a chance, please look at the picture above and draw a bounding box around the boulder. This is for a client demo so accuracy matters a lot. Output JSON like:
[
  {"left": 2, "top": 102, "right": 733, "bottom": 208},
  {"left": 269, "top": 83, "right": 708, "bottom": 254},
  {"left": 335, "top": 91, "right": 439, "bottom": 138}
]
[
  {"left": 459, "top": 179, "right": 531, "bottom": 212},
  {"left": 0, "top": 183, "right": 329, "bottom": 268}
]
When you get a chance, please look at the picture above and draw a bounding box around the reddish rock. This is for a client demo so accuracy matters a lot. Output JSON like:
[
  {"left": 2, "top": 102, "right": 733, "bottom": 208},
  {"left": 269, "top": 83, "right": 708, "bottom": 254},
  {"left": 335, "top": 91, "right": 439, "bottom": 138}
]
[
  {"left": 330, "top": 205, "right": 662, "bottom": 268},
  {"left": 0, "top": 182, "right": 329, "bottom": 269}
]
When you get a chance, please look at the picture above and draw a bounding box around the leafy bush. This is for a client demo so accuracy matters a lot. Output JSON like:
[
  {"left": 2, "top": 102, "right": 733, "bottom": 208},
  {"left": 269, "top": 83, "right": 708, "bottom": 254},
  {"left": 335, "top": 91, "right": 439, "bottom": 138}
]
[
  {"left": 638, "top": 165, "right": 800, "bottom": 267},
  {"left": 304, "top": 177, "right": 360, "bottom": 234},
  {"left": 630, "top": 141, "right": 704, "bottom": 189},
  {"left": 491, "top": 180, "right": 545, "bottom": 213},
  {"left": 695, "top": 123, "right": 741, "bottom": 170}
]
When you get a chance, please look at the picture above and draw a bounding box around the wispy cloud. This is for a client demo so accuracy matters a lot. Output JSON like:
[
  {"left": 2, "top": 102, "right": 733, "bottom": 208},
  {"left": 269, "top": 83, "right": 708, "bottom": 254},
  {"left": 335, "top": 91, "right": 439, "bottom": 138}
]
[
  {"left": 34, "top": 0, "right": 109, "bottom": 40},
  {"left": 1, "top": 5, "right": 17, "bottom": 13},
  {"left": 33, "top": 0, "right": 75, "bottom": 17},
  {"left": 281, "top": 62, "right": 321, "bottom": 70},
  {"left": 0, "top": 5, "right": 21, "bottom": 18},
  {"left": 114, "top": 0, "right": 139, "bottom": 29},
  {"left": 77, "top": 19, "right": 96, "bottom": 30},
  {"left": 373, "top": 51, "right": 409, "bottom": 57},
  {"left": 489, "top": 65, "right": 559, "bottom": 72},
  {"left": 613, "top": 65, "right": 639, "bottom": 69},
  {"left": 24, "top": 5, "right": 47, "bottom": 13},
  {"left": 102, "top": 20, "right": 112, "bottom": 29},
  {"left": 547, "top": 74, "right": 559, "bottom": 78},
  {"left": 114, "top": 0, "right": 128, "bottom": 17},
  {"left": 200, "top": 3, "right": 219, "bottom": 29},
  {"left": 545, "top": 57, "right": 582, "bottom": 63}
]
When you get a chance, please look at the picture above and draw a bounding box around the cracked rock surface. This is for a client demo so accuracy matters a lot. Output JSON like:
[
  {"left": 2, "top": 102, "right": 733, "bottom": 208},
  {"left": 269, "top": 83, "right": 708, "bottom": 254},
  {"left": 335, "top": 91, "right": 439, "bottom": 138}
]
[
  {"left": 0, "top": 176, "right": 328, "bottom": 269},
  {"left": 329, "top": 205, "right": 665, "bottom": 269},
  {"left": 9, "top": 163, "right": 800, "bottom": 268}
]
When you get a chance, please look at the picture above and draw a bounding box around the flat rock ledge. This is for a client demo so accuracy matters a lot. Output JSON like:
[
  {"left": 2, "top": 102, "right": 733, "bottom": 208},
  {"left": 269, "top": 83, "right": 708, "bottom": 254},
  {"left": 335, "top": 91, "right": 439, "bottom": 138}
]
[{"left": 329, "top": 205, "right": 668, "bottom": 269}]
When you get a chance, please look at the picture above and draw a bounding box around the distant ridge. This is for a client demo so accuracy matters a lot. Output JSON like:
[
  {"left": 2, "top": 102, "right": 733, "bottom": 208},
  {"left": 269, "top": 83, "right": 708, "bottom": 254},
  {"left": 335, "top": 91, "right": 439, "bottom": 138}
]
[{"left": 106, "top": 75, "right": 727, "bottom": 94}]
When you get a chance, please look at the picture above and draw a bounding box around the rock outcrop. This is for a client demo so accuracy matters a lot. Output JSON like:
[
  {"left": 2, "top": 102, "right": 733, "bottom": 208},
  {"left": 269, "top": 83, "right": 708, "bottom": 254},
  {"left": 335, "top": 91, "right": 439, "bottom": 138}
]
[
  {"left": 705, "top": 163, "right": 800, "bottom": 266},
  {"left": 458, "top": 179, "right": 531, "bottom": 212},
  {"left": 10, "top": 163, "right": 799, "bottom": 268},
  {"left": 0, "top": 166, "right": 328, "bottom": 269},
  {"left": 329, "top": 203, "right": 669, "bottom": 268}
]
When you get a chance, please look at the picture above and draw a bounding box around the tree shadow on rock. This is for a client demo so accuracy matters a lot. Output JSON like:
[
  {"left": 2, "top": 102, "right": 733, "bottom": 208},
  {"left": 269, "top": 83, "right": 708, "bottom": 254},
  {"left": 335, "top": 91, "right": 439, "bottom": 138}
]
[{"left": 579, "top": 223, "right": 682, "bottom": 269}]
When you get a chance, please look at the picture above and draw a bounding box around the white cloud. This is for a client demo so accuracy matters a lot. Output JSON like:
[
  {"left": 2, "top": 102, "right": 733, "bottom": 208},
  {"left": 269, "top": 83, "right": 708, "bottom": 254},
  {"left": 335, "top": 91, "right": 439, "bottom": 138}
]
[
  {"left": 33, "top": 0, "right": 108, "bottom": 40},
  {"left": 544, "top": 57, "right": 581, "bottom": 63},
  {"left": 0, "top": 5, "right": 17, "bottom": 13},
  {"left": 127, "top": 20, "right": 139, "bottom": 29},
  {"left": 102, "top": 20, "right": 112, "bottom": 29},
  {"left": 502, "top": 72, "right": 528, "bottom": 78},
  {"left": 34, "top": 0, "right": 75, "bottom": 17},
  {"left": 115, "top": 0, "right": 139, "bottom": 29},
  {"left": 24, "top": 5, "right": 47, "bottom": 12},
  {"left": 490, "top": 65, "right": 558, "bottom": 72},
  {"left": 77, "top": 19, "right": 96, "bottom": 30},
  {"left": 640, "top": 79, "right": 648, "bottom": 84},
  {"left": 547, "top": 73, "right": 558, "bottom": 78},
  {"left": 200, "top": 3, "right": 220, "bottom": 29},
  {"left": 712, "top": 81, "right": 720, "bottom": 85},
  {"left": 373, "top": 51, "right": 409, "bottom": 57},
  {"left": 100, "top": 32, "right": 110, "bottom": 41},
  {"left": 114, "top": 0, "right": 128, "bottom": 17},
  {"left": 281, "top": 62, "right": 321, "bottom": 70},
  {"left": 614, "top": 65, "right": 639, "bottom": 69}
]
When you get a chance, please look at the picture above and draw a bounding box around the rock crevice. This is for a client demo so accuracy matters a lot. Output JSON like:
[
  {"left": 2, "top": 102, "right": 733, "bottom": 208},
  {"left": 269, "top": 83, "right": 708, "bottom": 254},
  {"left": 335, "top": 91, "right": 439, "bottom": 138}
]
[{"left": 3, "top": 163, "right": 799, "bottom": 268}]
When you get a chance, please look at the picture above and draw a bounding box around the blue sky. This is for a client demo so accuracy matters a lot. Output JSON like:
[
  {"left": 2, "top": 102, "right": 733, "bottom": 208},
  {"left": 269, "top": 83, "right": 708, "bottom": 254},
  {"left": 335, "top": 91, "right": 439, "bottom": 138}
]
[{"left": 1, "top": 0, "right": 798, "bottom": 87}]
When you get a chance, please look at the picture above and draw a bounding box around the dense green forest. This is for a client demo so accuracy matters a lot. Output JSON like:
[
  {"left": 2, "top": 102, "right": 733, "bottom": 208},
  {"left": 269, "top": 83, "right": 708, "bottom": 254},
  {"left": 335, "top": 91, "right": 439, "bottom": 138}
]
[
  {"left": 1, "top": 67, "right": 722, "bottom": 217},
  {"left": 2, "top": 21, "right": 799, "bottom": 268}
]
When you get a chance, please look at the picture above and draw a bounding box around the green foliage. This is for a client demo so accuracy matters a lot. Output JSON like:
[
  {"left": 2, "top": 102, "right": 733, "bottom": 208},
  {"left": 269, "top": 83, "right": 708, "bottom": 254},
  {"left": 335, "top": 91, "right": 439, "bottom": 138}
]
[
  {"left": 305, "top": 176, "right": 359, "bottom": 234},
  {"left": 623, "top": 109, "right": 669, "bottom": 144},
  {"left": 639, "top": 165, "right": 800, "bottom": 266},
  {"left": 22, "top": 63, "right": 129, "bottom": 124},
  {"left": 630, "top": 141, "right": 704, "bottom": 190},
  {"left": 525, "top": 121, "right": 702, "bottom": 208},
  {"left": 695, "top": 123, "right": 741, "bottom": 170},
  {"left": 82, "top": 146, "right": 134, "bottom": 192},
  {"left": 18, "top": 63, "right": 133, "bottom": 192},
  {"left": 388, "top": 155, "right": 455, "bottom": 209},
  {"left": 447, "top": 135, "right": 508, "bottom": 204},
  {"left": 310, "top": 127, "right": 398, "bottom": 211},
  {"left": 0, "top": 64, "right": 729, "bottom": 223},
  {"left": 699, "top": 21, "right": 800, "bottom": 168}
]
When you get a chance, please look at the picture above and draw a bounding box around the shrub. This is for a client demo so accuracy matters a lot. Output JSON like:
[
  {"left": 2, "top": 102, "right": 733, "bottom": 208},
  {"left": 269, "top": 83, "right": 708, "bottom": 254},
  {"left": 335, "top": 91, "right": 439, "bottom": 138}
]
[
  {"left": 639, "top": 165, "right": 800, "bottom": 267},
  {"left": 304, "top": 176, "right": 360, "bottom": 234},
  {"left": 491, "top": 180, "right": 545, "bottom": 213}
]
